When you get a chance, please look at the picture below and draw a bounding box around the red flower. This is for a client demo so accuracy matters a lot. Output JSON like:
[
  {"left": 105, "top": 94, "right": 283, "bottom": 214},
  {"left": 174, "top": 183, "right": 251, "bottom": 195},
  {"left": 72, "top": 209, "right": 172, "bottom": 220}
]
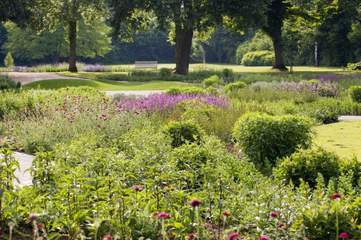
[
  {"left": 157, "top": 212, "right": 171, "bottom": 219},
  {"left": 36, "top": 223, "right": 44, "bottom": 230},
  {"left": 190, "top": 199, "right": 202, "bottom": 208},
  {"left": 258, "top": 235, "right": 269, "bottom": 240},
  {"left": 227, "top": 232, "right": 241, "bottom": 240},
  {"left": 339, "top": 232, "right": 351, "bottom": 239},
  {"left": 131, "top": 185, "right": 144, "bottom": 192},
  {"left": 223, "top": 210, "right": 231, "bottom": 217},
  {"left": 331, "top": 193, "right": 342, "bottom": 200},
  {"left": 102, "top": 234, "right": 113, "bottom": 240},
  {"left": 187, "top": 233, "right": 197, "bottom": 240},
  {"left": 270, "top": 211, "right": 279, "bottom": 218}
]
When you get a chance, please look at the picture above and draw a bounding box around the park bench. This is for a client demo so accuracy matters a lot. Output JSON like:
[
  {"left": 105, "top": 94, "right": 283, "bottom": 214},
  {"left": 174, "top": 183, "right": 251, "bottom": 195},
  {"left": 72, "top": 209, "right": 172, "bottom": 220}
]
[{"left": 134, "top": 61, "right": 158, "bottom": 69}]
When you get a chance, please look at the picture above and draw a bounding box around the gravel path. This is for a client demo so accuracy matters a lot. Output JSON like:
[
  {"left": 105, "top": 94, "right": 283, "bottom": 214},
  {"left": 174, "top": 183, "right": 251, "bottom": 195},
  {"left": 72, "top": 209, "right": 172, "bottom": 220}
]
[
  {"left": 338, "top": 116, "right": 361, "bottom": 121},
  {"left": 0, "top": 152, "right": 34, "bottom": 187},
  {"left": 1, "top": 72, "right": 80, "bottom": 85},
  {"left": 105, "top": 90, "right": 164, "bottom": 97}
]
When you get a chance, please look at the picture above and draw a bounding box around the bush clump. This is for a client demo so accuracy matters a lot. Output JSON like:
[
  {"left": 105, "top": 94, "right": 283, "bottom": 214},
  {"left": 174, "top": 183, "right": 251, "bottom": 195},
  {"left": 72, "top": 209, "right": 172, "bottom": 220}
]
[
  {"left": 0, "top": 76, "right": 21, "bottom": 91},
  {"left": 241, "top": 50, "right": 274, "bottom": 66},
  {"left": 4, "top": 52, "right": 14, "bottom": 68},
  {"left": 224, "top": 81, "right": 247, "bottom": 94},
  {"left": 349, "top": 86, "right": 361, "bottom": 103},
  {"left": 221, "top": 68, "right": 234, "bottom": 83},
  {"left": 233, "top": 113, "right": 312, "bottom": 169},
  {"left": 163, "top": 121, "right": 203, "bottom": 148},
  {"left": 159, "top": 68, "right": 173, "bottom": 77},
  {"left": 167, "top": 87, "right": 207, "bottom": 95},
  {"left": 274, "top": 148, "right": 340, "bottom": 187},
  {"left": 202, "top": 75, "right": 221, "bottom": 88}
]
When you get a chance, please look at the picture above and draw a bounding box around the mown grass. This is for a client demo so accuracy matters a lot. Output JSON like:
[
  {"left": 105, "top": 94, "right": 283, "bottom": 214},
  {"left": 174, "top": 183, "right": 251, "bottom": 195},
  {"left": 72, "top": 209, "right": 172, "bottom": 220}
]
[
  {"left": 24, "top": 79, "right": 195, "bottom": 90},
  {"left": 314, "top": 121, "right": 361, "bottom": 159}
]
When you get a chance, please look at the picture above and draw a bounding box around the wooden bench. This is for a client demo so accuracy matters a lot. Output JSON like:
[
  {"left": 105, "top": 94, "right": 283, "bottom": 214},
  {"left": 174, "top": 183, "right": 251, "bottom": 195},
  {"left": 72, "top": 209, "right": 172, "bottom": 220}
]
[{"left": 134, "top": 61, "right": 158, "bottom": 69}]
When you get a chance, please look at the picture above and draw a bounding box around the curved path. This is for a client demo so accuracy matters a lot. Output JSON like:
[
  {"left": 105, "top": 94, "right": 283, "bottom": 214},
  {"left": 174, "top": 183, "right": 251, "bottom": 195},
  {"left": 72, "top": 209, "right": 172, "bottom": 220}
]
[{"left": 1, "top": 72, "right": 80, "bottom": 85}]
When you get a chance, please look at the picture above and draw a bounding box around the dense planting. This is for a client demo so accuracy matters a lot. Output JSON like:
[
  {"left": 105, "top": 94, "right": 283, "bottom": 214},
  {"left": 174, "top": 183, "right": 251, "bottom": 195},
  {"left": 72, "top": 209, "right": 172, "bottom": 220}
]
[{"left": 0, "top": 72, "right": 361, "bottom": 239}]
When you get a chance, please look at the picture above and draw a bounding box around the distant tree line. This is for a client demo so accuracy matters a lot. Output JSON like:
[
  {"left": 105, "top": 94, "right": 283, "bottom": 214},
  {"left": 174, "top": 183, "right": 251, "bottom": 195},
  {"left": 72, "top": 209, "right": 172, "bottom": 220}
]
[{"left": 0, "top": 0, "right": 360, "bottom": 74}]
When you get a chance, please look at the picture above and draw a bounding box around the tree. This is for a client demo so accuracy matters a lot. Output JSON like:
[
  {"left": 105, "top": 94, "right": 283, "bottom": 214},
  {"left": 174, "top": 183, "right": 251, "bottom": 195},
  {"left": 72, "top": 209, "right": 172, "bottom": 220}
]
[
  {"left": 0, "top": 0, "right": 30, "bottom": 23},
  {"left": 3, "top": 20, "right": 111, "bottom": 65},
  {"left": 4, "top": 52, "right": 14, "bottom": 68},
  {"left": 33, "top": 0, "right": 107, "bottom": 72}
]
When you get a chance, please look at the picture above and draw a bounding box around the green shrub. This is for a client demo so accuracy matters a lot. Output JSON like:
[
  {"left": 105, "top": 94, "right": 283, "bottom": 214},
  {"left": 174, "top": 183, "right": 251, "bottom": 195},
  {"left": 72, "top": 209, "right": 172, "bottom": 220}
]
[
  {"left": 4, "top": 52, "right": 14, "bottom": 68},
  {"left": 224, "top": 81, "right": 247, "bottom": 94},
  {"left": 163, "top": 121, "right": 203, "bottom": 148},
  {"left": 274, "top": 148, "right": 340, "bottom": 187},
  {"left": 349, "top": 86, "right": 361, "bottom": 103},
  {"left": 167, "top": 87, "right": 207, "bottom": 95},
  {"left": 340, "top": 157, "right": 361, "bottom": 187},
  {"left": 302, "top": 203, "right": 357, "bottom": 240},
  {"left": 312, "top": 108, "right": 339, "bottom": 124},
  {"left": 349, "top": 197, "right": 361, "bottom": 225},
  {"left": 159, "top": 68, "right": 173, "bottom": 77},
  {"left": 241, "top": 50, "right": 274, "bottom": 66},
  {"left": 202, "top": 75, "right": 221, "bottom": 88},
  {"left": 0, "top": 76, "right": 21, "bottom": 91},
  {"left": 233, "top": 113, "right": 312, "bottom": 169},
  {"left": 221, "top": 68, "right": 234, "bottom": 83}
]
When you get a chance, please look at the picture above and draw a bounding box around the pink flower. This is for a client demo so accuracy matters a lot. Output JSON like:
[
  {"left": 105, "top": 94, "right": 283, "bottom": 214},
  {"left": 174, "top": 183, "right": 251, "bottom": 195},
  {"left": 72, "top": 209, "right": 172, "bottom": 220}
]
[
  {"left": 190, "top": 199, "right": 202, "bottom": 208},
  {"left": 270, "top": 211, "right": 279, "bottom": 218},
  {"left": 132, "top": 185, "right": 144, "bottom": 192},
  {"left": 157, "top": 212, "right": 171, "bottom": 219},
  {"left": 331, "top": 193, "right": 342, "bottom": 200},
  {"left": 223, "top": 210, "right": 231, "bottom": 217},
  {"left": 187, "top": 233, "right": 197, "bottom": 240},
  {"left": 339, "top": 232, "right": 351, "bottom": 239},
  {"left": 258, "top": 235, "right": 269, "bottom": 240},
  {"left": 227, "top": 232, "right": 241, "bottom": 240},
  {"left": 36, "top": 223, "right": 44, "bottom": 230},
  {"left": 102, "top": 234, "right": 113, "bottom": 240}
]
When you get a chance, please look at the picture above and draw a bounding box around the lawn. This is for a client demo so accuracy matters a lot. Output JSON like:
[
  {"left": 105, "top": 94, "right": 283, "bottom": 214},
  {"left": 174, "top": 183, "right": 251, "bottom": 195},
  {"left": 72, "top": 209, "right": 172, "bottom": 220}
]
[
  {"left": 314, "top": 121, "right": 361, "bottom": 159},
  {"left": 24, "top": 78, "right": 195, "bottom": 90}
]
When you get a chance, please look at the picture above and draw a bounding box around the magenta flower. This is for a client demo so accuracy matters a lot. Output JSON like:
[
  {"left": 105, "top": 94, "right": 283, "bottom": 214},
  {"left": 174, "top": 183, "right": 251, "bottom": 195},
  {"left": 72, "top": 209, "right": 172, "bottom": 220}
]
[
  {"left": 339, "top": 232, "right": 350, "bottom": 239},
  {"left": 270, "top": 211, "right": 279, "bottom": 218},
  {"left": 187, "top": 233, "right": 197, "bottom": 240},
  {"left": 102, "top": 234, "right": 113, "bottom": 240},
  {"left": 131, "top": 185, "right": 144, "bottom": 192},
  {"left": 331, "top": 193, "right": 342, "bottom": 200},
  {"left": 157, "top": 212, "right": 171, "bottom": 219},
  {"left": 190, "top": 199, "right": 202, "bottom": 208},
  {"left": 258, "top": 235, "right": 269, "bottom": 240},
  {"left": 227, "top": 232, "right": 241, "bottom": 240}
]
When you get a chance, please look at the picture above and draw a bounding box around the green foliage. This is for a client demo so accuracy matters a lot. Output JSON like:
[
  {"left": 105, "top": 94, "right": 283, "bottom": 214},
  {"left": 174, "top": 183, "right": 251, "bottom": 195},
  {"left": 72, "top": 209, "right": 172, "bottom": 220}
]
[
  {"left": 233, "top": 113, "right": 312, "bottom": 170},
  {"left": 0, "top": 76, "right": 20, "bottom": 91},
  {"left": 236, "top": 32, "right": 273, "bottom": 63},
  {"left": 274, "top": 148, "right": 340, "bottom": 187},
  {"left": 202, "top": 75, "right": 221, "bottom": 88},
  {"left": 312, "top": 108, "right": 339, "bottom": 124},
  {"left": 221, "top": 68, "right": 234, "bottom": 83},
  {"left": 241, "top": 50, "right": 275, "bottom": 66},
  {"left": 224, "top": 81, "right": 247, "bottom": 94},
  {"left": 349, "top": 85, "right": 361, "bottom": 103},
  {"left": 159, "top": 68, "right": 173, "bottom": 77},
  {"left": 167, "top": 87, "right": 207, "bottom": 95},
  {"left": 163, "top": 121, "right": 203, "bottom": 148},
  {"left": 4, "top": 52, "right": 14, "bottom": 68}
]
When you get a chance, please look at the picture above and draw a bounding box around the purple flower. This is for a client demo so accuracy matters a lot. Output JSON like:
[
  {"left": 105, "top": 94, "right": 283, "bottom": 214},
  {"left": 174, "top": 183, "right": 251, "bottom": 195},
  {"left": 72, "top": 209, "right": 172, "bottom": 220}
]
[
  {"left": 190, "top": 199, "right": 202, "bottom": 207},
  {"left": 270, "top": 211, "right": 279, "bottom": 218},
  {"left": 331, "top": 193, "right": 341, "bottom": 200},
  {"left": 258, "top": 235, "right": 269, "bottom": 240},
  {"left": 157, "top": 212, "right": 171, "bottom": 219},
  {"left": 227, "top": 232, "right": 241, "bottom": 240},
  {"left": 116, "top": 93, "right": 228, "bottom": 113}
]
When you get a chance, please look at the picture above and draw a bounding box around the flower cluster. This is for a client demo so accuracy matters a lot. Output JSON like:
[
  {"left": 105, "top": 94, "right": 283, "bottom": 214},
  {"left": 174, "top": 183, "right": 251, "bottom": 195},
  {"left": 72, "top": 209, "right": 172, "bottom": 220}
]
[{"left": 116, "top": 93, "right": 229, "bottom": 113}]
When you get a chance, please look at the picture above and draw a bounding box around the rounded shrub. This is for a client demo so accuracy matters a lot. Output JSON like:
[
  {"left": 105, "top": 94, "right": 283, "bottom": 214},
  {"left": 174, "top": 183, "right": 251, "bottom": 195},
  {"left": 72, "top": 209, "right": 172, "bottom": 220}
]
[
  {"left": 163, "top": 121, "right": 203, "bottom": 148},
  {"left": 349, "top": 86, "right": 361, "bottom": 103},
  {"left": 232, "top": 113, "right": 312, "bottom": 169},
  {"left": 221, "top": 68, "right": 234, "bottom": 83},
  {"left": 274, "top": 148, "right": 340, "bottom": 187},
  {"left": 202, "top": 75, "right": 221, "bottom": 88},
  {"left": 340, "top": 157, "right": 361, "bottom": 187},
  {"left": 241, "top": 50, "right": 274, "bottom": 66},
  {"left": 224, "top": 81, "right": 247, "bottom": 94},
  {"left": 167, "top": 87, "right": 207, "bottom": 96},
  {"left": 159, "top": 68, "right": 173, "bottom": 77},
  {"left": 312, "top": 108, "right": 339, "bottom": 124}
]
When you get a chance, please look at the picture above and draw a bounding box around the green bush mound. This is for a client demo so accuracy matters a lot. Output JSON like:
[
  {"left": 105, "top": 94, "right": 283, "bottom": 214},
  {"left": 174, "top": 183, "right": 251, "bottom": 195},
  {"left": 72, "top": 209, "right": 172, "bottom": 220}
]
[
  {"left": 163, "top": 120, "right": 203, "bottom": 148},
  {"left": 202, "top": 75, "right": 221, "bottom": 88},
  {"left": 224, "top": 81, "right": 247, "bottom": 94},
  {"left": 0, "top": 76, "right": 21, "bottom": 91},
  {"left": 349, "top": 85, "right": 361, "bottom": 103},
  {"left": 241, "top": 50, "right": 275, "bottom": 66},
  {"left": 233, "top": 113, "right": 312, "bottom": 170},
  {"left": 167, "top": 87, "right": 207, "bottom": 95},
  {"left": 274, "top": 148, "right": 340, "bottom": 187}
]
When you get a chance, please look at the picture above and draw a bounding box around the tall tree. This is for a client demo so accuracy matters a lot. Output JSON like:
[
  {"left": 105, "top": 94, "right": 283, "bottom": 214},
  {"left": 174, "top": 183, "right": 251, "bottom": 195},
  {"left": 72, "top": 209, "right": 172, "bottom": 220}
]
[
  {"left": 0, "top": 0, "right": 30, "bottom": 23},
  {"left": 33, "top": 0, "right": 106, "bottom": 72}
]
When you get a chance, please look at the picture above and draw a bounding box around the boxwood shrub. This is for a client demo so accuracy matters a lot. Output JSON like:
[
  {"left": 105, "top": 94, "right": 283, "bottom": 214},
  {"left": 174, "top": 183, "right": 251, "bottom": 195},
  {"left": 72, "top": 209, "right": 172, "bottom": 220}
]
[
  {"left": 349, "top": 86, "right": 361, "bottom": 103},
  {"left": 241, "top": 50, "right": 274, "bottom": 66},
  {"left": 232, "top": 113, "right": 312, "bottom": 169},
  {"left": 163, "top": 121, "right": 203, "bottom": 148},
  {"left": 274, "top": 148, "right": 340, "bottom": 187}
]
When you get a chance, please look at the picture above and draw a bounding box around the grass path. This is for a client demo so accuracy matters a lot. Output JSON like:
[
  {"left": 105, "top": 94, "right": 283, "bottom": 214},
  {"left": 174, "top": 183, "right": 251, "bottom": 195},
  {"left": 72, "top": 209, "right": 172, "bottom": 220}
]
[
  {"left": 314, "top": 121, "right": 361, "bottom": 159},
  {"left": 25, "top": 79, "right": 194, "bottom": 90}
]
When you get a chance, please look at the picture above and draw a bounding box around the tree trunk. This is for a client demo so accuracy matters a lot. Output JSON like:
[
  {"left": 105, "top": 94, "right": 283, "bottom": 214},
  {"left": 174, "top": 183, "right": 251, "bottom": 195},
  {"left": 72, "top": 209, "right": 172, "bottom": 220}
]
[
  {"left": 175, "top": 27, "right": 193, "bottom": 75},
  {"left": 68, "top": 20, "right": 78, "bottom": 72},
  {"left": 270, "top": 30, "right": 288, "bottom": 71}
]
